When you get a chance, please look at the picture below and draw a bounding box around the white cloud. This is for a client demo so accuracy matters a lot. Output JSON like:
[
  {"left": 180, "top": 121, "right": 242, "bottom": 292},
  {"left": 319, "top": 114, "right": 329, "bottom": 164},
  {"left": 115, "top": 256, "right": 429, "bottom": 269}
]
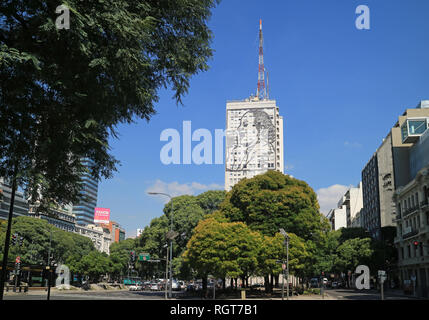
[
  {"left": 316, "top": 184, "right": 351, "bottom": 216},
  {"left": 146, "top": 180, "right": 224, "bottom": 202},
  {"left": 344, "top": 141, "right": 362, "bottom": 148}
]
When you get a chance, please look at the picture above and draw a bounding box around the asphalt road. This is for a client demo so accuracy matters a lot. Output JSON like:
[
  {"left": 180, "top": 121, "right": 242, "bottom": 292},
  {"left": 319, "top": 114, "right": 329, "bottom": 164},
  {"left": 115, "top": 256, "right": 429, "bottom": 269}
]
[
  {"left": 2, "top": 288, "right": 422, "bottom": 300},
  {"left": 3, "top": 289, "right": 183, "bottom": 300},
  {"left": 325, "top": 288, "right": 419, "bottom": 300}
]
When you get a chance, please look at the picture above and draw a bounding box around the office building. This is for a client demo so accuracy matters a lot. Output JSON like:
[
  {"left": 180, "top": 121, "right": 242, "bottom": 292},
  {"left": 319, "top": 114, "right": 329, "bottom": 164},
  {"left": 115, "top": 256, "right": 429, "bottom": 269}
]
[
  {"left": 0, "top": 178, "right": 29, "bottom": 220},
  {"left": 101, "top": 221, "right": 126, "bottom": 243},
  {"left": 73, "top": 158, "right": 99, "bottom": 226},
  {"left": 225, "top": 21, "right": 284, "bottom": 191},
  {"left": 361, "top": 101, "right": 429, "bottom": 239},
  {"left": 327, "top": 207, "right": 347, "bottom": 231},
  {"left": 339, "top": 183, "right": 363, "bottom": 228},
  {"left": 28, "top": 203, "right": 76, "bottom": 233},
  {"left": 393, "top": 109, "right": 429, "bottom": 298},
  {"left": 75, "top": 224, "right": 111, "bottom": 255}
]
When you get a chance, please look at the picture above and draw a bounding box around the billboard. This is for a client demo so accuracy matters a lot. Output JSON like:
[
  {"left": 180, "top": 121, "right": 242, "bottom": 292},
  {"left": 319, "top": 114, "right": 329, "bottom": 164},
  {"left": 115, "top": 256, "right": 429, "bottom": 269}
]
[{"left": 94, "top": 208, "right": 110, "bottom": 224}]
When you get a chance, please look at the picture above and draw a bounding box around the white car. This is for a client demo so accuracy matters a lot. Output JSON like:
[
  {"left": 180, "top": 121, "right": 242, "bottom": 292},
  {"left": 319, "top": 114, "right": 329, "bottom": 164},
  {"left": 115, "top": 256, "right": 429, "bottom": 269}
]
[
  {"left": 150, "top": 283, "right": 160, "bottom": 291},
  {"left": 172, "top": 281, "right": 181, "bottom": 291},
  {"left": 129, "top": 285, "right": 139, "bottom": 291}
]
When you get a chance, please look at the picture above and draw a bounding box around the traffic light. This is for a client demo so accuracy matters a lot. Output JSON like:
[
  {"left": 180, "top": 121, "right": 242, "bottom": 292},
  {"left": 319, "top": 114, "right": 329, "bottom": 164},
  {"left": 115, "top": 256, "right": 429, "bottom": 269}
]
[
  {"left": 413, "top": 241, "right": 420, "bottom": 247},
  {"left": 130, "top": 251, "right": 136, "bottom": 262},
  {"left": 11, "top": 233, "right": 17, "bottom": 245},
  {"left": 18, "top": 236, "right": 23, "bottom": 246}
]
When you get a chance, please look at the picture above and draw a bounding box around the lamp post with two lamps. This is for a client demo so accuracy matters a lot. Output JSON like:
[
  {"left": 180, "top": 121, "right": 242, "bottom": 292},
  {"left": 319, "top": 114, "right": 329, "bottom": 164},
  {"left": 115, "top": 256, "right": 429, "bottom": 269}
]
[{"left": 148, "top": 192, "right": 175, "bottom": 299}]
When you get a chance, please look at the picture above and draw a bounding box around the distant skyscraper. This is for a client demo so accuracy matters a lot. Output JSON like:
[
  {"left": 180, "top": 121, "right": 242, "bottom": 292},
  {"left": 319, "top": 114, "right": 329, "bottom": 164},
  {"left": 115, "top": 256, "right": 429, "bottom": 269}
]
[
  {"left": 224, "top": 21, "right": 284, "bottom": 191},
  {"left": 73, "top": 158, "right": 99, "bottom": 226}
]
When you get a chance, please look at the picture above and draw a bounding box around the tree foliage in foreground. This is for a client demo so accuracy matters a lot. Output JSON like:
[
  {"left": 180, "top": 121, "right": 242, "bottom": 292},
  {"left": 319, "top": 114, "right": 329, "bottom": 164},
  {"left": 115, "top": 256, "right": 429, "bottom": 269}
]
[{"left": 0, "top": 0, "right": 219, "bottom": 208}]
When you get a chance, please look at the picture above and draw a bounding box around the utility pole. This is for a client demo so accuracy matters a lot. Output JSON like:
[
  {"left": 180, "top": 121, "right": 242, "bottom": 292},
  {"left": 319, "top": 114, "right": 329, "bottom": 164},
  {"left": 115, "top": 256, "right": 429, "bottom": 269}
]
[
  {"left": 46, "top": 229, "right": 52, "bottom": 300},
  {"left": 286, "top": 235, "right": 289, "bottom": 300},
  {"left": 0, "top": 171, "right": 18, "bottom": 300},
  {"left": 148, "top": 192, "right": 174, "bottom": 298},
  {"left": 279, "top": 228, "right": 290, "bottom": 301},
  {"left": 165, "top": 244, "right": 168, "bottom": 300}
]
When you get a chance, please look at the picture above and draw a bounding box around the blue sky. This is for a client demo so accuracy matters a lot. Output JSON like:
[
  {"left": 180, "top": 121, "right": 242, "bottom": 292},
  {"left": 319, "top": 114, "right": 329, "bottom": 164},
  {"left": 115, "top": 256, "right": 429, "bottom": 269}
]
[{"left": 97, "top": 0, "right": 429, "bottom": 237}]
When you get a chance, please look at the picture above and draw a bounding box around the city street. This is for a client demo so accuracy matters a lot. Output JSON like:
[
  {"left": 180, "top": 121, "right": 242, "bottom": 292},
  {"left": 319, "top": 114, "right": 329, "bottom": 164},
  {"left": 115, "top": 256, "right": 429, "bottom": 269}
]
[
  {"left": 3, "top": 289, "right": 180, "bottom": 300},
  {"left": 324, "top": 288, "right": 420, "bottom": 301},
  {"left": 2, "top": 288, "right": 423, "bottom": 301}
]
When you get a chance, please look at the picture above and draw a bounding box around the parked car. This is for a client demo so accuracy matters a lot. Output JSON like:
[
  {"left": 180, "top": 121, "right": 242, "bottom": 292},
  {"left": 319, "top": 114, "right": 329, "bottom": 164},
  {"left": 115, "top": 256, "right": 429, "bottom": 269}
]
[
  {"left": 331, "top": 281, "right": 338, "bottom": 289},
  {"left": 129, "top": 284, "right": 140, "bottom": 291},
  {"left": 310, "top": 278, "right": 319, "bottom": 288},
  {"left": 178, "top": 281, "right": 186, "bottom": 290},
  {"left": 150, "top": 282, "right": 160, "bottom": 291},
  {"left": 172, "top": 281, "right": 181, "bottom": 291}
]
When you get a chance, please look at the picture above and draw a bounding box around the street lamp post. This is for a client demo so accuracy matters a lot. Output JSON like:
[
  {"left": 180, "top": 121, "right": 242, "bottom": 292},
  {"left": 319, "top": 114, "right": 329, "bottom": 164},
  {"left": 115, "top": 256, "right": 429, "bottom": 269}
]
[
  {"left": 148, "top": 192, "right": 174, "bottom": 299},
  {"left": 279, "top": 228, "right": 290, "bottom": 301},
  {"left": 164, "top": 243, "right": 168, "bottom": 300}
]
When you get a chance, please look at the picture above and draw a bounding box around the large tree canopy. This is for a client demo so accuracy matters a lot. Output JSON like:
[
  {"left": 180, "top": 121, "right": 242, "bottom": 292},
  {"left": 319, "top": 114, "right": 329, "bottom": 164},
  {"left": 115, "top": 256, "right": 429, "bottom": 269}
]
[
  {"left": 0, "top": 0, "right": 219, "bottom": 207},
  {"left": 220, "top": 171, "right": 328, "bottom": 240}
]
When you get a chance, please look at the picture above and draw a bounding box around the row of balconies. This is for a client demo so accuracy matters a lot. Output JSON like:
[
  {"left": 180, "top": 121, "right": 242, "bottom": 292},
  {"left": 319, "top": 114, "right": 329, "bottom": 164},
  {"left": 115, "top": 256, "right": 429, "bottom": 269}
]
[
  {"left": 395, "top": 224, "right": 429, "bottom": 243},
  {"left": 397, "top": 198, "right": 429, "bottom": 219}
]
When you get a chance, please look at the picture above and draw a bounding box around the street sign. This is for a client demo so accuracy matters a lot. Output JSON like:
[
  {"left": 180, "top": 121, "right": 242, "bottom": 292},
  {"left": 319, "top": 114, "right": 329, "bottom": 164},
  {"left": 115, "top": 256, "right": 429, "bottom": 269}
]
[
  {"left": 378, "top": 270, "right": 386, "bottom": 276},
  {"left": 166, "top": 230, "right": 179, "bottom": 240},
  {"left": 139, "top": 253, "right": 150, "bottom": 261}
]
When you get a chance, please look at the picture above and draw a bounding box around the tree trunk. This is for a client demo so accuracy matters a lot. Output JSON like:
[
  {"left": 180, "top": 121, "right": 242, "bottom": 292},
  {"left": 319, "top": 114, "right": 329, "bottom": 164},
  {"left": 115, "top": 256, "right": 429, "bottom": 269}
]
[
  {"left": 202, "top": 277, "right": 208, "bottom": 298},
  {"left": 0, "top": 172, "right": 17, "bottom": 300}
]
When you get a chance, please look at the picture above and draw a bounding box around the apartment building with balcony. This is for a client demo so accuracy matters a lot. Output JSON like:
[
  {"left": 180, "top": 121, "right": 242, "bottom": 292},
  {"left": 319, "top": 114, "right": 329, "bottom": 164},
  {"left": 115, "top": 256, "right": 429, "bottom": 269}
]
[
  {"left": 394, "top": 114, "right": 429, "bottom": 298},
  {"left": 394, "top": 163, "right": 429, "bottom": 298}
]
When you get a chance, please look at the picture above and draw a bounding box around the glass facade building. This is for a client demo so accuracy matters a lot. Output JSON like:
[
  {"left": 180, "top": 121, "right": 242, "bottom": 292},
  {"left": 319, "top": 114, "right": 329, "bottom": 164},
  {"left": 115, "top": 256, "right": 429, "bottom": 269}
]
[
  {"left": 73, "top": 158, "right": 99, "bottom": 226},
  {"left": 0, "top": 178, "right": 29, "bottom": 220}
]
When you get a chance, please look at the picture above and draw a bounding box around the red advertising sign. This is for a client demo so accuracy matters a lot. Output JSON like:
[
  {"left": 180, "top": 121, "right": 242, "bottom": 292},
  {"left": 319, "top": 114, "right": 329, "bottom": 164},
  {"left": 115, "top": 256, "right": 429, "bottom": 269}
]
[{"left": 94, "top": 208, "right": 110, "bottom": 224}]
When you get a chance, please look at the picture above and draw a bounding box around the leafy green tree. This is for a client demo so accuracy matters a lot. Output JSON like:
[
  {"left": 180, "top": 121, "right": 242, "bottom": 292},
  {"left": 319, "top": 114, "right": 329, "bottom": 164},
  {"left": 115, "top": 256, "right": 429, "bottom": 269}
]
[
  {"left": 338, "top": 227, "right": 371, "bottom": 243},
  {"left": 369, "top": 226, "right": 398, "bottom": 276},
  {"left": 196, "top": 190, "right": 227, "bottom": 215},
  {"left": 0, "top": 0, "right": 220, "bottom": 206},
  {"left": 76, "top": 251, "right": 111, "bottom": 283},
  {"left": 183, "top": 218, "right": 261, "bottom": 291},
  {"left": 0, "top": 216, "right": 95, "bottom": 265},
  {"left": 334, "top": 238, "right": 373, "bottom": 273},
  {"left": 108, "top": 238, "right": 137, "bottom": 279},
  {"left": 137, "top": 190, "right": 226, "bottom": 279},
  {"left": 0, "top": 0, "right": 219, "bottom": 295},
  {"left": 220, "top": 171, "right": 327, "bottom": 240}
]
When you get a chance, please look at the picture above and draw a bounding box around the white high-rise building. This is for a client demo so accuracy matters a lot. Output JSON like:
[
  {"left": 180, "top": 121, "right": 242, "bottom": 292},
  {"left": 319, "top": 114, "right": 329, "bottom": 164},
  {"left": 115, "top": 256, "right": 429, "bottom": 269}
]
[{"left": 225, "top": 98, "right": 284, "bottom": 191}]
